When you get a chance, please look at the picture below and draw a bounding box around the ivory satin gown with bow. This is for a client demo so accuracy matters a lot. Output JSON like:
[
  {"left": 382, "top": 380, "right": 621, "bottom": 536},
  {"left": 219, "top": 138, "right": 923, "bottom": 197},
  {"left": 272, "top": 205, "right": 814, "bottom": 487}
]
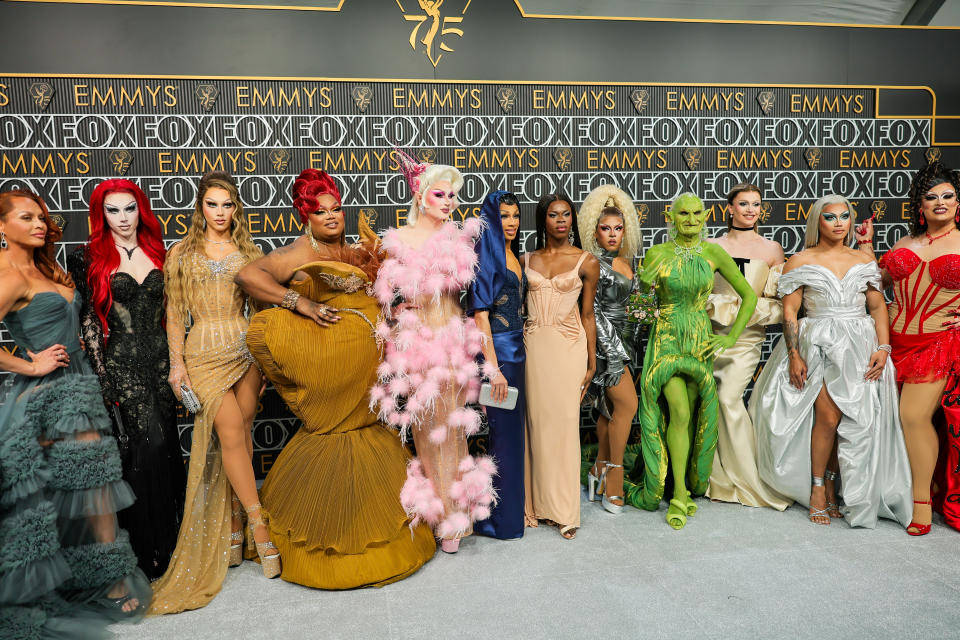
[{"left": 705, "top": 259, "right": 792, "bottom": 509}]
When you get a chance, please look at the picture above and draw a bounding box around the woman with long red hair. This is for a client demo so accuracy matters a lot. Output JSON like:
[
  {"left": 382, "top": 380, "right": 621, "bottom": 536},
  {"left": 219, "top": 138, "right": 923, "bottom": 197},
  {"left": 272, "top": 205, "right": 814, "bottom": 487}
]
[
  {"left": 0, "top": 189, "right": 151, "bottom": 636},
  {"left": 67, "top": 179, "right": 187, "bottom": 580}
]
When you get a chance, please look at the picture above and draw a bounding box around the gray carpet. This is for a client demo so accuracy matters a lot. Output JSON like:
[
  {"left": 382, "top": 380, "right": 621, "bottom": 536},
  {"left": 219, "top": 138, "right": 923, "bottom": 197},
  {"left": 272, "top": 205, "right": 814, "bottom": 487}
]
[{"left": 112, "top": 494, "right": 960, "bottom": 639}]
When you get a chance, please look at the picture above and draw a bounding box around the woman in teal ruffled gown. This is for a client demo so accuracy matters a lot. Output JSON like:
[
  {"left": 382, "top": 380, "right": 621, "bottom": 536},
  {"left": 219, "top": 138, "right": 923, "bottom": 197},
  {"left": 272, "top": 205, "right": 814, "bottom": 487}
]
[{"left": 0, "top": 190, "right": 150, "bottom": 639}]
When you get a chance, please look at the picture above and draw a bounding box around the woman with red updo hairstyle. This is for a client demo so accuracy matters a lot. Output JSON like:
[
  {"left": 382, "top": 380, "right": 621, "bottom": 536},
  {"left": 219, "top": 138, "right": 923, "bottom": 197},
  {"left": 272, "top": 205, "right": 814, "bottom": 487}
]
[
  {"left": 858, "top": 161, "right": 960, "bottom": 535},
  {"left": 234, "top": 168, "right": 434, "bottom": 589},
  {"left": 67, "top": 179, "right": 187, "bottom": 581}
]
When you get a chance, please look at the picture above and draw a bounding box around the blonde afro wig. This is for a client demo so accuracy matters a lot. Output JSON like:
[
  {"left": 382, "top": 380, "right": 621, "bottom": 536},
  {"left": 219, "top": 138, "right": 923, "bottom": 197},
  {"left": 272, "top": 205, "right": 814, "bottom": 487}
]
[{"left": 577, "top": 184, "right": 642, "bottom": 260}]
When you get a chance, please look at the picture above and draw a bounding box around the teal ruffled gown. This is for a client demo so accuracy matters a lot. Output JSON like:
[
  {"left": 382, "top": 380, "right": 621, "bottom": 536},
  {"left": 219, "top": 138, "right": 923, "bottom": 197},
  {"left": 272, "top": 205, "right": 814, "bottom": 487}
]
[{"left": 0, "top": 292, "right": 151, "bottom": 639}]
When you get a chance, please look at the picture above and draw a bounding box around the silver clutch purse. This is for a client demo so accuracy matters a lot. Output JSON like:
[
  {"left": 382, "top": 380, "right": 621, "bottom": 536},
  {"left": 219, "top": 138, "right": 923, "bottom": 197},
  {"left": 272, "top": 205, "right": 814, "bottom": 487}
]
[{"left": 180, "top": 383, "right": 202, "bottom": 413}]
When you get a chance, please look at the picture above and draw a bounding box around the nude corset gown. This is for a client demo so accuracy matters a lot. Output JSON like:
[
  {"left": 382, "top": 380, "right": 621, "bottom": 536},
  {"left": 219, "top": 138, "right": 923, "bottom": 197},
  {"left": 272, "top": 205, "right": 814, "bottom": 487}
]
[{"left": 523, "top": 252, "right": 588, "bottom": 529}]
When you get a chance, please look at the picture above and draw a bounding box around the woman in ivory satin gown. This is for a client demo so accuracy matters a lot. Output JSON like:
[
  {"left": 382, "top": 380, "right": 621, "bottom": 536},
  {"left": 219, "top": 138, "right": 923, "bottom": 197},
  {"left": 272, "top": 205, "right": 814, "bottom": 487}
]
[
  {"left": 749, "top": 194, "right": 912, "bottom": 528},
  {"left": 705, "top": 184, "right": 791, "bottom": 510},
  {"left": 523, "top": 193, "right": 599, "bottom": 539}
]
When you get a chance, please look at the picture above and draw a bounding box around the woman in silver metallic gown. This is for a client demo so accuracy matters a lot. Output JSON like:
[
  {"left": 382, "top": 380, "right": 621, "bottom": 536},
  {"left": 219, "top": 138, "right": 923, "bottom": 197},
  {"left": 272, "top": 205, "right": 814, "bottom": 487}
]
[
  {"left": 749, "top": 194, "right": 912, "bottom": 528},
  {"left": 577, "top": 185, "right": 642, "bottom": 514}
]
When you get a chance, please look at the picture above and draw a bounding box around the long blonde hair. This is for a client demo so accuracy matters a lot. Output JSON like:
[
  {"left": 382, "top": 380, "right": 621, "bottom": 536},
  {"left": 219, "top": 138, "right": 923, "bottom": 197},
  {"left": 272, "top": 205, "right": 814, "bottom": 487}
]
[
  {"left": 577, "top": 184, "right": 641, "bottom": 260},
  {"left": 164, "top": 172, "right": 262, "bottom": 323}
]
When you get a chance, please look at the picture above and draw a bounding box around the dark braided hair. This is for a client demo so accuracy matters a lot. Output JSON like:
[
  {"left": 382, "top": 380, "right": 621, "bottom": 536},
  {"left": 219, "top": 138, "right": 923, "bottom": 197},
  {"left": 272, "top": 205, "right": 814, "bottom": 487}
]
[{"left": 907, "top": 161, "right": 960, "bottom": 236}]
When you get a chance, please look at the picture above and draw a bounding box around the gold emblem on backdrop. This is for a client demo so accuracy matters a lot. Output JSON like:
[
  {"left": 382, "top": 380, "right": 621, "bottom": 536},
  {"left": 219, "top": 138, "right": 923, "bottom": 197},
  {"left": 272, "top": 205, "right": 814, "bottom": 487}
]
[
  {"left": 756, "top": 90, "right": 776, "bottom": 114},
  {"left": 636, "top": 203, "right": 649, "bottom": 225},
  {"left": 352, "top": 85, "right": 373, "bottom": 112},
  {"left": 398, "top": 0, "right": 470, "bottom": 68},
  {"left": 417, "top": 148, "right": 437, "bottom": 163},
  {"left": 871, "top": 200, "right": 887, "bottom": 221},
  {"left": 926, "top": 147, "right": 942, "bottom": 164},
  {"left": 630, "top": 89, "right": 650, "bottom": 114},
  {"left": 358, "top": 208, "right": 378, "bottom": 227},
  {"left": 269, "top": 148, "right": 291, "bottom": 173},
  {"left": 496, "top": 87, "right": 517, "bottom": 113},
  {"left": 553, "top": 147, "right": 573, "bottom": 171},
  {"left": 760, "top": 202, "right": 773, "bottom": 223},
  {"left": 195, "top": 84, "right": 220, "bottom": 111},
  {"left": 109, "top": 150, "right": 133, "bottom": 175},
  {"left": 682, "top": 147, "right": 702, "bottom": 170},
  {"left": 49, "top": 214, "right": 67, "bottom": 233},
  {"left": 29, "top": 82, "right": 55, "bottom": 110},
  {"left": 805, "top": 147, "right": 822, "bottom": 169}
]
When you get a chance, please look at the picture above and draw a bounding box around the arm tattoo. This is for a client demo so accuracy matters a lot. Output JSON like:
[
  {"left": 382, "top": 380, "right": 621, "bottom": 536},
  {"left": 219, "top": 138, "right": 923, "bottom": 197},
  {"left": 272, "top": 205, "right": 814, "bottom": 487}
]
[{"left": 784, "top": 319, "right": 800, "bottom": 355}]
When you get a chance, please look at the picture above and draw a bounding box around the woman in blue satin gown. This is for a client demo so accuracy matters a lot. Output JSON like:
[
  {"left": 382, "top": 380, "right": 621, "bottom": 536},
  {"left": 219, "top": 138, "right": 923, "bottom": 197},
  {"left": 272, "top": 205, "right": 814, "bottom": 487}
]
[
  {"left": 467, "top": 191, "right": 526, "bottom": 539},
  {"left": 0, "top": 190, "right": 150, "bottom": 638}
]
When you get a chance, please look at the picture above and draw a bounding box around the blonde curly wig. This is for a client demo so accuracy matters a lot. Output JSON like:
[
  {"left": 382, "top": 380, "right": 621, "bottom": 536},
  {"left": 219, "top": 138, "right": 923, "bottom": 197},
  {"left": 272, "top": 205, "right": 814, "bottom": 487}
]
[{"left": 577, "top": 184, "right": 642, "bottom": 260}]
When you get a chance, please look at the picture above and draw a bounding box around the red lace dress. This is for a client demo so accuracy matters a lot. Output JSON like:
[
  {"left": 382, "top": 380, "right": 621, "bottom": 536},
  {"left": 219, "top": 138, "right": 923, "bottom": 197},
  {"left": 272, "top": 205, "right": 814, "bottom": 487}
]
[{"left": 880, "top": 247, "right": 960, "bottom": 531}]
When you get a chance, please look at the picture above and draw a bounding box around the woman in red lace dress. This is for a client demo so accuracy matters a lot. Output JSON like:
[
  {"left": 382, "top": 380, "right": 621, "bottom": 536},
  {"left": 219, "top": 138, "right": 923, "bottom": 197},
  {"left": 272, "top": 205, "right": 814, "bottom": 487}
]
[{"left": 858, "top": 161, "right": 960, "bottom": 535}]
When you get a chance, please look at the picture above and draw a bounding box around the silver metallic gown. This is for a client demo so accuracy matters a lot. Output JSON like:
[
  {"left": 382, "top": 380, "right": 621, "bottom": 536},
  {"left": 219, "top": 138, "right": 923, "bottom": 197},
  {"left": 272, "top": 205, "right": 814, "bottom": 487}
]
[
  {"left": 748, "top": 262, "right": 912, "bottom": 528},
  {"left": 590, "top": 250, "right": 639, "bottom": 418}
]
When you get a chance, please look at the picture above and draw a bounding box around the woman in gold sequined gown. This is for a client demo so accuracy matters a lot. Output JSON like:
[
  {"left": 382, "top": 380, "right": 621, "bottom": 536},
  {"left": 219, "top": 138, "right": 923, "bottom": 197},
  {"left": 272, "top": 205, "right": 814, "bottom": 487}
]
[
  {"left": 149, "top": 172, "right": 270, "bottom": 615},
  {"left": 235, "top": 169, "right": 434, "bottom": 587}
]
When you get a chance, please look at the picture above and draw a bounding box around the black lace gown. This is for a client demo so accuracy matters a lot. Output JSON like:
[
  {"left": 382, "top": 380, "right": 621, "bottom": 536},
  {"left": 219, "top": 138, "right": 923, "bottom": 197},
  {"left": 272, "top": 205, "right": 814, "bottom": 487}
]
[{"left": 68, "top": 250, "right": 187, "bottom": 580}]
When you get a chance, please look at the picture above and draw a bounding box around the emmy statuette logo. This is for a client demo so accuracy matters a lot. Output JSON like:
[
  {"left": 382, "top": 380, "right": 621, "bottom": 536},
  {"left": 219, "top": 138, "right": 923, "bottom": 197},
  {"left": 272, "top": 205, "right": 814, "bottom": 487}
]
[
  {"left": 358, "top": 208, "right": 378, "bottom": 228},
  {"left": 805, "top": 147, "right": 822, "bottom": 169},
  {"left": 553, "top": 147, "right": 573, "bottom": 171},
  {"left": 682, "top": 148, "right": 702, "bottom": 170},
  {"left": 352, "top": 86, "right": 373, "bottom": 112},
  {"left": 926, "top": 147, "right": 942, "bottom": 164},
  {"left": 496, "top": 87, "right": 517, "bottom": 113},
  {"left": 756, "top": 90, "right": 776, "bottom": 115},
  {"left": 49, "top": 214, "right": 67, "bottom": 233},
  {"left": 29, "top": 82, "right": 55, "bottom": 110},
  {"left": 109, "top": 150, "right": 133, "bottom": 175},
  {"left": 629, "top": 89, "right": 650, "bottom": 114},
  {"left": 397, "top": 0, "right": 470, "bottom": 68},
  {"left": 636, "top": 203, "right": 649, "bottom": 225},
  {"left": 760, "top": 202, "right": 773, "bottom": 223},
  {"left": 269, "top": 149, "right": 291, "bottom": 173},
  {"left": 417, "top": 148, "right": 437, "bottom": 164},
  {"left": 195, "top": 84, "right": 220, "bottom": 111},
  {"left": 871, "top": 200, "right": 887, "bottom": 221}
]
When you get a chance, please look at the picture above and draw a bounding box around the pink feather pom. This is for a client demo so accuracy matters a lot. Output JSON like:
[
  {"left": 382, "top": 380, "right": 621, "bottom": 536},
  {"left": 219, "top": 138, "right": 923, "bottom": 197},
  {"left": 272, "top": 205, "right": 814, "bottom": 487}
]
[
  {"left": 407, "top": 459, "right": 423, "bottom": 476},
  {"left": 437, "top": 511, "right": 471, "bottom": 538},
  {"left": 449, "top": 481, "right": 465, "bottom": 502},
  {"left": 396, "top": 330, "right": 416, "bottom": 350},
  {"left": 409, "top": 373, "right": 424, "bottom": 386},
  {"left": 388, "top": 411, "right": 402, "bottom": 426},
  {"left": 427, "top": 366, "right": 449, "bottom": 382},
  {"left": 415, "top": 379, "right": 439, "bottom": 403},
  {"left": 398, "top": 411, "right": 413, "bottom": 427},
  {"left": 418, "top": 326, "right": 434, "bottom": 340},
  {"left": 457, "top": 268, "right": 474, "bottom": 284},
  {"left": 463, "top": 410, "right": 482, "bottom": 436},
  {"left": 397, "top": 310, "right": 419, "bottom": 328},
  {"left": 405, "top": 396, "right": 422, "bottom": 413},
  {"left": 459, "top": 456, "right": 476, "bottom": 473},
  {"left": 476, "top": 456, "right": 497, "bottom": 476},
  {"left": 471, "top": 505, "right": 491, "bottom": 522},
  {"left": 376, "top": 362, "right": 393, "bottom": 379},
  {"left": 465, "top": 386, "right": 480, "bottom": 403},
  {"left": 369, "top": 385, "right": 387, "bottom": 403},
  {"left": 462, "top": 216, "right": 482, "bottom": 237},
  {"left": 429, "top": 427, "right": 448, "bottom": 444},
  {"left": 424, "top": 273, "right": 447, "bottom": 295},
  {"left": 387, "top": 352, "right": 408, "bottom": 373},
  {"left": 389, "top": 377, "right": 410, "bottom": 397},
  {"left": 477, "top": 492, "right": 494, "bottom": 506},
  {"left": 454, "top": 368, "right": 471, "bottom": 387},
  {"left": 376, "top": 321, "right": 393, "bottom": 341},
  {"left": 379, "top": 396, "right": 396, "bottom": 413},
  {"left": 481, "top": 361, "right": 499, "bottom": 380}
]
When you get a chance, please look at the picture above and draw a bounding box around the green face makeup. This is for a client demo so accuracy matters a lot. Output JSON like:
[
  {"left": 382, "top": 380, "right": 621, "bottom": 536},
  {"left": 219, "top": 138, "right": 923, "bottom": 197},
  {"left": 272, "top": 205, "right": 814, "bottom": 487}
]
[{"left": 668, "top": 193, "right": 707, "bottom": 238}]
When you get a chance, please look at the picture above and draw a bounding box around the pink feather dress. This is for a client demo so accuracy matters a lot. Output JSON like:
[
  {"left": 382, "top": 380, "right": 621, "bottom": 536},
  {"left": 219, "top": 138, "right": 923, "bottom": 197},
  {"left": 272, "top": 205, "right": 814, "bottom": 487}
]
[{"left": 372, "top": 218, "right": 498, "bottom": 541}]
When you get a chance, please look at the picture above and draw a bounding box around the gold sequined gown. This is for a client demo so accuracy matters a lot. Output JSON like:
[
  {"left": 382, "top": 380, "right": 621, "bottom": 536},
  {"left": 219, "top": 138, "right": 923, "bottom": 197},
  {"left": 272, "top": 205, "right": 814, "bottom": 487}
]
[
  {"left": 246, "top": 261, "right": 435, "bottom": 588},
  {"left": 705, "top": 260, "right": 792, "bottom": 510},
  {"left": 149, "top": 249, "right": 258, "bottom": 615}
]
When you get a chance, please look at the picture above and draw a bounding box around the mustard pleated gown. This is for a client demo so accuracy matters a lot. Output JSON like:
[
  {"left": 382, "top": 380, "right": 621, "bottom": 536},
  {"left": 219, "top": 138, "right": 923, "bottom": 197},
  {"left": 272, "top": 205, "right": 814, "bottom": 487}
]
[{"left": 246, "top": 261, "right": 435, "bottom": 589}]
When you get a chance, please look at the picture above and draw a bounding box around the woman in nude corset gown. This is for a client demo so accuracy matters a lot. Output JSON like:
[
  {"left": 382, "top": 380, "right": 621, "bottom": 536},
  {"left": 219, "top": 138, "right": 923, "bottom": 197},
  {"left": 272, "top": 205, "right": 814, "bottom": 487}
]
[{"left": 523, "top": 193, "right": 599, "bottom": 540}]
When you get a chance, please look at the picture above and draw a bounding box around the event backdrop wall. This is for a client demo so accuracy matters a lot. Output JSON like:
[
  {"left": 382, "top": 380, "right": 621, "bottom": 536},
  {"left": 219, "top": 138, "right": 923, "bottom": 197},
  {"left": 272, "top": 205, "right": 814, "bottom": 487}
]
[{"left": 1, "top": 0, "right": 958, "bottom": 477}]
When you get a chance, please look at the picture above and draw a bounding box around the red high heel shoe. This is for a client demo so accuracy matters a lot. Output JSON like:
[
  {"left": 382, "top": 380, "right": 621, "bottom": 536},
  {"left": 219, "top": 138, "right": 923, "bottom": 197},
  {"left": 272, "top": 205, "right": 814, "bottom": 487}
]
[{"left": 907, "top": 499, "right": 933, "bottom": 536}]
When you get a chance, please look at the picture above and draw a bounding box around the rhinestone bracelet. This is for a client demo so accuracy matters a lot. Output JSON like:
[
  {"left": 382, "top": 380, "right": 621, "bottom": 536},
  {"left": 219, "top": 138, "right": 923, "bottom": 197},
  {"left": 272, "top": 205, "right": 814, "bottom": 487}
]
[
  {"left": 280, "top": 289, "right": 301, "bottom": 310},
  {"left": 877, "top": 344, "right": 892, "bottom": 354}
]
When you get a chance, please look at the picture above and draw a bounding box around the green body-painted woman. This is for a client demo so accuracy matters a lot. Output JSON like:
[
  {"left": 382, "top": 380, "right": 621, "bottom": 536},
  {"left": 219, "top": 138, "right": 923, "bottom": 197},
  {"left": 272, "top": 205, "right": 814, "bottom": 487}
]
[{"left": 625, "top": 193, "right": 758, "bottom": 529}]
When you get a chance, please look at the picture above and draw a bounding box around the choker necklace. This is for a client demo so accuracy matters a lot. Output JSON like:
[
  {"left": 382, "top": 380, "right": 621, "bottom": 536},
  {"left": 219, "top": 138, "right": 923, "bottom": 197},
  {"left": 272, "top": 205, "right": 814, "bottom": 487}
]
[
  {"left": 731, "top": 225, "right": 755, "bottom": 231},
  {"left": 205, "top": 237, "right": 233, "bottom": 245},
  {"left": 117, "top": 244, "right": 137, "bottom": 260},
  {"left": 926, "top": 226, "right": 955, "bottom": 244},
  {"left": 673, "top": 239, "right": 704, "bottom": 263}
]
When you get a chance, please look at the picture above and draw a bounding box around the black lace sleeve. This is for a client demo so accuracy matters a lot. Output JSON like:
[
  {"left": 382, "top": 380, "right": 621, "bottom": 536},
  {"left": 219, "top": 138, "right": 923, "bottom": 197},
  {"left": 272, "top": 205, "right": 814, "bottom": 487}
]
[{"left": 66, "top": 247, "right": 109, "bottom": 388}]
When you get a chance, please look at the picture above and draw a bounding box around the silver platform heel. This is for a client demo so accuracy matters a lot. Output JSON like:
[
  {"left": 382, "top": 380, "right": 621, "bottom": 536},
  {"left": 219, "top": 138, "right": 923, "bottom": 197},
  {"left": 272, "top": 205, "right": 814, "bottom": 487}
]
[
  {"left": 587, "top": 459, "right": 608, "bottom": 502},
  {"left": 600, "top": 463, "right": 624, "bottom": 514}
]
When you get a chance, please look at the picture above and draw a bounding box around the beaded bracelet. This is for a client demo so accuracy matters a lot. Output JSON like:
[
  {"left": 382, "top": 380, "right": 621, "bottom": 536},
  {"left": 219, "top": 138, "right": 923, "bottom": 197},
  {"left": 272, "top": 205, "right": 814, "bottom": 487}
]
[
  {"left": 877, "top": 344, "right": 892, "bottom": 354},
  {"left": 280, "top": 289, "right": 301, "bottom": 310}
]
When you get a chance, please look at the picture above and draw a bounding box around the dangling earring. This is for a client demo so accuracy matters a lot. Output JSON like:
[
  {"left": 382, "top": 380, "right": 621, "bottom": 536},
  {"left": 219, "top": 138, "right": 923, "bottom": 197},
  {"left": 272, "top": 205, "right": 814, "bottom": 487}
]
[
  {"left": 568, "top": 230, "right": 576, "bottom": 245},
  {"left": 0, "top": 231, "right": 6, "bottom": 250},
  {"left": 919, "top": 212, "right": 925, "bottom": 226}
]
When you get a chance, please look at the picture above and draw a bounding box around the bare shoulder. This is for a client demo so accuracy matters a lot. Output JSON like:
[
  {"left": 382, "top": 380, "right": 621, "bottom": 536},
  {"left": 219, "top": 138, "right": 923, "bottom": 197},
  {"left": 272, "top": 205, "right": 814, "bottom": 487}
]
[
  {"left": 0, "top": 265, "right": 29, "bottom": 304},
  {"left": 782, "top": 250, "right": 811, "bottom": 274},
  {"left": 580, "top": 251, "right": 600, "bottom": 277},
  {"left": 890, "top": 233, "right": 917, "bottom": 252},
  {"left": 762, "top": 237, "right": 787, "bottom": 265},
  {"left": 847, "top": 247, "right": 875, "bottom": 264}
]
